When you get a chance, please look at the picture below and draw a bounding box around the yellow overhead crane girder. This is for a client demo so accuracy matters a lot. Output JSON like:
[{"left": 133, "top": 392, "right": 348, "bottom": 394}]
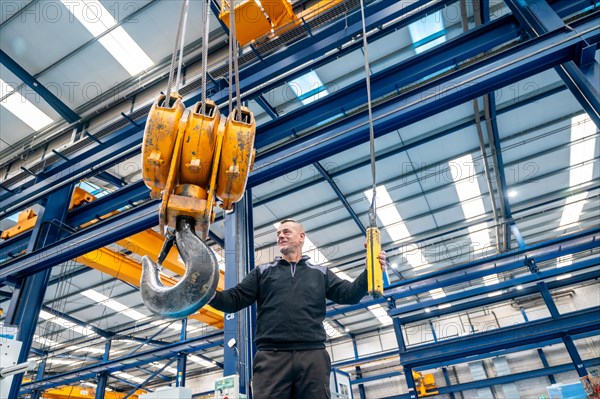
[
  {"left": 41, "top": 385, "right": 145, "bottom": 399},
  {"left": 219, "top": 0, "right": 344, "bottom": 46},
  {"left": 1, "top": 186, "right": 225, "bottom": 327},
  {"left": 75, "top": 245, "right": 224, "bottom": 328}
]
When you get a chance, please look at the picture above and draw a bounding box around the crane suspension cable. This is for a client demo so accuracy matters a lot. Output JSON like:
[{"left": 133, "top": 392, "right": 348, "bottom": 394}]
[
  {"left": 227, "top": 0, "right": 243, "bottom": 120},
  {"left": 359, "top": 0, "right": 377, "bottom": 227},
  {"left": 164, "top": 0, "right": 190, "bottom": 105}
]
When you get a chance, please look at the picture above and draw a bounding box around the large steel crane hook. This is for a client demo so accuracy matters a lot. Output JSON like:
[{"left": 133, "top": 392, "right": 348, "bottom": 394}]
[{"left": 140, "top": 216, "right": 220, "bottom": 319}]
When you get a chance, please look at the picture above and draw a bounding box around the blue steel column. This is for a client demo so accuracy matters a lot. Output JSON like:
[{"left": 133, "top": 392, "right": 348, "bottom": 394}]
[
  {"left": 352, "top": 336, "right": 367, "bottom": 399},
  {"left": 29, "top": 357, "right": 46, "bottom": 399},
  {"left": 223, "top": 208, "right": 237, "bottom": 377},
  {"left": 243, "top": 189, "right": 256, "bottom": 398},
  {"left": 503, "top": 0, "right": 600, "bottom": 127},
  {"left": 538, "top": 282, "right": 587, "bottom": 378},
  {"left": 176, "top": 318, "right": 188, "bottom": 387},
  {"left": 393, "top": 318, "right": 417, "bottom": 398},
  {"left": 6, "top": 184, "right": 74, "bottom": 399},
  {"left": 441, "top": 367, "right": 456, "bottom": 399},
  {"left": 95, "top": 340, "right": 111, "bottom": 399}
]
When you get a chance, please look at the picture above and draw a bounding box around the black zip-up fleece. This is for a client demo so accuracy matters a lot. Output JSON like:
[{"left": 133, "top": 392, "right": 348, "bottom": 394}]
[{"left": 209, "top": 255, "right": 368, "bottom": 350}]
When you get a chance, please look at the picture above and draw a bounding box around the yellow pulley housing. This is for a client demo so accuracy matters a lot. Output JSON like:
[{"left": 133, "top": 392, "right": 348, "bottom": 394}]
[
  {"left": 179, "top": 100, "right": 221, "bottom": 187},
  {"left": 216, "top": 107, "right": 256, "bottom": 210},
  {"left": 142, "top": 93, "right": 186, "bottom": 199}
]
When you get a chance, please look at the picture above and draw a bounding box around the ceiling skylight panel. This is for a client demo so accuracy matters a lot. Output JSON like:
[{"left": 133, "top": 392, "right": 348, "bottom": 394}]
[
  {"left": 408, "top": 10, "right": 447, "bottom": 54},
  {"left": 288, "top": 71, "right": 330, "bottom": 105},
  {"left": 559, "top": 113, "right": 597, "bottom": 228},
  {"left": 1, "top": 78, "right": 54, "bottom": 130},
  {"left": 568, "top": 113, "right": 596, "bottom": 187},
  {"left": 81, "top": 289, "right": 147, "bottom": 321},
  {"left": 364, "top": 186, "right": 431, "bottom": 269},
  {"left": 61, "top": 0, "right": 154, "bottom": 75},
  {"left": 189, "top": 355, "right": 215, "bottom": 367},
  {"left": 38, "top": 310, "right": 96, "bottom": 337}
]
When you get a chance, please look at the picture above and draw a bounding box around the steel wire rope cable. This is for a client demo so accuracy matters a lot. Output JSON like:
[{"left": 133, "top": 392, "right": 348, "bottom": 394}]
[
  {"left": 164, "top": 0, "right": 191, "bottom": 105},
  {"left": 200, "top": 0, "right": 211, "bottom": 114},
  {"left": 36, "top": 222, "right": 83, "bottom": 375},
  {"left": 255, "top": 24, "right": 599, "bottom": 170},
  {"left": 359, "top": 0, "right": 384, "bottom": 296},
  {"left": 227, "top": 0, "right": 243, "bottom": 120}
]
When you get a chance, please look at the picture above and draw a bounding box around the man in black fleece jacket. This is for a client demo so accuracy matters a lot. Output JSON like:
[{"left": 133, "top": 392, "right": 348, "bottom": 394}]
[{"left": 209, "top": 219, "right": 386, "bottom": 398}]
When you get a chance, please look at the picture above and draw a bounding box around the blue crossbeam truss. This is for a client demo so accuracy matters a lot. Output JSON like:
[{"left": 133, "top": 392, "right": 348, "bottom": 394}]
[
  {"left": 20, "top": 331, "right": 224, "bottom": 394},
  {"left": 399, "top": 306, "right": 600, "bottom": 367}
]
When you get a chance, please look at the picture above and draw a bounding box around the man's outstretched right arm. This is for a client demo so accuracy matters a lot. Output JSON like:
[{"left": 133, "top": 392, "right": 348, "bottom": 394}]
[{"left": 209, "top": 268, "right": 260, "bottom": 313}]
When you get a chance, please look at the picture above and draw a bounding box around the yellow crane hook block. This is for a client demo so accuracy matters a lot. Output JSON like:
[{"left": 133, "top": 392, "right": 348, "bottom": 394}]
[
  {"left": 142, "top": 93, "right": 185, "bottom": 199},
  {"left": 179, "top": 100, "right": 220, "bottom": 187},
  {"left": 216, "top": 107, "right": 256, "bottom": 211}
]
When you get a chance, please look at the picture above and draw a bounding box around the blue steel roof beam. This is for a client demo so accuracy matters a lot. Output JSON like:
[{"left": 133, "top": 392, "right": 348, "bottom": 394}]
[
  {"left": 66, "top": 181, "right": 150, "bottom": 227},
  {"left": 249, "top": 13, "right": 600, "bottom": 186},
  {"left": 0, "top": 49, "right": 79, "bottom": 124},
  {"left": 254, "top": 13, "right": 521, "bottom": 149},
  {"left": 247, "top": 84, "right": 569, "bottom": 211},
  {"left": 504, "top": 0, "right": 600, "bottom": 127},
  {"left": 399, "top": 306, "right": 600, "bottom": 368},
  {"left": 313, "top": 162, "right": 366, "bottom": 235},
  {"left": 95, "top": 172, "right": 127, "bottom": 188},
  {"left": 1, "top": 8, "right": 597, "bottom": 282},
  {"left": 254, "top": 95, "right": 278, "bottom": 119},
  {"left": 389, "top": 257, "right": 599, "bottom": 320},
  {"left": 0, "top": 125, "right": 145, "bottom": 220},
  {"left": 325, "top": 227, "right": 599, "bottom": 318},
  {"left": 331, "top": 329, "right": 599, "bottom": 369},
  {"left": 206, "top": 0, "right": 457, "bottom": 107},
  {"left": 379, "top": 358, "right": 600, "bottom": 399},
  {"left": 0, "top": 233, "right": 31, "bottom": 264},
  {"left": 483, "top": 92, "right": 517, "bottom": 250},
  {"left": 0, "top": 201, "right": 158, "bottom": 284},
  {"left": 0, "top": 0, "right": 585, "bottom": 218},
  {"left": 40, "top": 304, "right": 114, "bottom": 338},
  {"left": 20, "top": 332, "right": 224, "bottom": 394}
]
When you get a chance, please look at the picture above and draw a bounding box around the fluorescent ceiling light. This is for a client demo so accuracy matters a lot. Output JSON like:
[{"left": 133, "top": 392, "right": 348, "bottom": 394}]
[
  {"left": 189, "top": 354, "right": 214, "bottom": 368},
  {"left": 508, "top": 190, "right": 518, "bottom": 198},
  {"left": 150, "top": 361, "right": 178, "bottom": 375},
  {"left": 367, "top": 304, "right": 393, "bottom": 326},
  {"left": 81, "top": 289, "right": 148, "bottom": 321},
  {"left": 568, "top": 114, "right": 596, "bottom": 187},
  {"left": 557, "top": 254, "right": 573, "bottom": 268},
  {"left": 408, "top": 10, "right": 447, "bottom": 54},
  {"left": 559, "top": 192, "right": 588, "bottom": 227},
  {"left": 288, "top": 71, "right": 330, "bottom": 105},
  {"left": 45, "top": 358, "right": 83, "bottom": 366},
  {"left": 61, "top": 0, "right": 153, "bottom": 75},
  {"left": 364, "top": 186, "right": 432, "bottom": 270},
  {"left": 39, "top": 310, "right": 96, "bottom": 337},
  {"left": 33, "top": 335, "right": 60, "bottom": 347},
  {"left": 556, "top": 273, "right": 572, "bottom": 281},
  {"left": 1, "top": 78, "right": 54, "bottom": 130},
  {"left": 114, "top": 371, "right": 145, "bottom": 384},
  {"left": 558, "top": 113, "right": 596, "bottom": 228},
  {"left": 487, "top": 291, "right": 502, "bottom": 297},
  {"left": 437, "top": 303, "right": 452, "bottom": 310},
  {"left": 450, "top": 154, "right": 500, "bottom": 286},
  {"left": 483, "top": 274, "right": 500, "bottom": 286}
]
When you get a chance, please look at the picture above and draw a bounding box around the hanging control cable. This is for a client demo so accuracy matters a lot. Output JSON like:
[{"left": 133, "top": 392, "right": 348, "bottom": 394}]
[{"left": 359, "top": 0, "right": 383, "bottom": 298}]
